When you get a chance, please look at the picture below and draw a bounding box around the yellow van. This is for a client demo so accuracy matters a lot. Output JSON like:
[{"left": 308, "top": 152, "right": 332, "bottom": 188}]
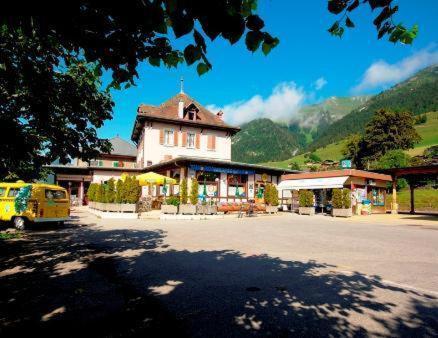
[{"left": 0, "top": 181, "right": 70, "bottom": 230}]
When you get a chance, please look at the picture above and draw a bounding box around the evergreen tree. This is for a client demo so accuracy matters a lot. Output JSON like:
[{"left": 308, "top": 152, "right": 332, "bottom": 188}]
[
  {"left": 190, "top": 178, "right": 199, "bottom": 205},
  {"left": 106, "top": 178, "right": 116, "bottom": 203},
  {"left": 96, "top": 183, "right": 105, "bottom": 203},
  {"left": 87, "top": 183, "right": 97, "bottom": 202},
  {"left": 180, "top": 178, "right": 188, "bottom": 204},
  {"left": 115, "top": 179, "right": 123, "bottom": 203}
]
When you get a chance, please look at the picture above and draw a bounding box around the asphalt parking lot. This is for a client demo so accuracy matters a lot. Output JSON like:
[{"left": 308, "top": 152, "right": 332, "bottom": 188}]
[{"left": 1, "top": 209, "right": 437, "bottom": 337}]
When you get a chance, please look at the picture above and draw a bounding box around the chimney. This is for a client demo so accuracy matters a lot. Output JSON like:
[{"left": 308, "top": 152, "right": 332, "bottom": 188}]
[
  {"left": 216, "top": 110, "right": 224, "bottom": 120},
  {"left": 178, "top": 99, "right": 184, "bottom": 119}
]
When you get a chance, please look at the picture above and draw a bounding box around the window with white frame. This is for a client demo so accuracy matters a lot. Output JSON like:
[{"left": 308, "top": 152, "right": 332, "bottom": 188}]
[
  {"left": 164, "top": 129, "right": 174, "bottom": 146},
  {"left": 187, "top": 132, "right": 195, "bottom": 148}
]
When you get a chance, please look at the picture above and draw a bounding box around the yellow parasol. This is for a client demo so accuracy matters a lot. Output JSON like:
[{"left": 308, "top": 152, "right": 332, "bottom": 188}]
[{"left": 135, "top": 172, "right": 177, "bottom": 186}]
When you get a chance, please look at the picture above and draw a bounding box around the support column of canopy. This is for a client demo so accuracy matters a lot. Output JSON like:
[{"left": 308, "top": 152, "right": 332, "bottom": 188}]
[
  {"left": 391, "top": 175, "right": 398, "bottom": 214},
  {"left": 408, "top": 176, "right": 416, "bottom": 215}
]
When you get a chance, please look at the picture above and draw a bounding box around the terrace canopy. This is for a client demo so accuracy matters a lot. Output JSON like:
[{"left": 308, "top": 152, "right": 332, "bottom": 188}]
[{"left": 278, "top": 176, "right": 349, "bottom": 190}]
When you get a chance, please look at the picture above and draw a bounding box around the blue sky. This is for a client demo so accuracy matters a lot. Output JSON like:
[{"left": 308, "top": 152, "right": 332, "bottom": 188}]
[{"left": 99, "top": 0, "right": 438, "bottom": 141}]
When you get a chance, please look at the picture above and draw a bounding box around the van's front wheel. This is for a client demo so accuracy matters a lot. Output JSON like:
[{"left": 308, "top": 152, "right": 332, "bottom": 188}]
[{"left": 13, "top": 217, "right": 26, "bottom": 231}]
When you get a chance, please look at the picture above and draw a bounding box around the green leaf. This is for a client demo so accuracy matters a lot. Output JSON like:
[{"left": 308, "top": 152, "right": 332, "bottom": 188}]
[
  {"left": 196, "top": 62, "right": 209, "bottom": 76},
  {"left": 246, "top": 15, "right": 264, "bottom": 31},
  {"left": 148, "top": 57, "right": 160, "bottom": 67},
  {"left": 345, "top": 17, "right": 355, "bottom": 28},
  {"left": 194, "top": 30, "right": 207, "bottom": 53},
  {"left": 245, "top": 31, "right": 263, "bottom": 52},
  {"left": 183, "top": 44, "right": 201, "bottom": 66}
]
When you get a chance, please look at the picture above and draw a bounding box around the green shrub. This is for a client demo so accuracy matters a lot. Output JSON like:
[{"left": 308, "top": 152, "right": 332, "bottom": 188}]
[
  {"left": 87, "top": 183, "right": 98, "bottom": 201},
  {"left": 115, "top": 179, "right": 123, "bottom": 203},
  {"left": 264, "top": 183, "right": 279, "bottom": 206},
  {"left": 189, "top": 178, "right": 199, "bottom": 205},
  {"left": 342, "top": 189, "right": 351, "bottom": 208},
  {"left": 180, "top": 178, "right": 188, "bottom": 204},
  {"left": 105, "top": 178, "right": 116, "bottom": 203},
  {"left": 95, "top": 183, "right": 105, "bottom": 202},
  {"left": 332, "top": 189, "right": 343, "bottom": 209},
  {"left": 125, "top": 176, "right": 141, "bottom": 204},
  {"left": 332, "top": 188, "right": 351, "bottom": 209},
  {"left": 166, "top": 195, "right": 180, "bottom": 206},
  {"left": 299, "top": 190, "right": 314, "bottom": 207}
]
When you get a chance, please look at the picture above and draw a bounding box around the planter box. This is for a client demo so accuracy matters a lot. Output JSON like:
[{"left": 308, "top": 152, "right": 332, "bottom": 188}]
[
  {"left": 266, "top": 205, "right": 278, "bottom": 214},
  {"left": 179, "top": 204, "right": 197, "bottom": 215},
  {"left": 120, "top": 204, "right": 137, "bottom": 213},
  {"left": 332, "top": 208, "right": 352, "bottom": 217},
  {"left": 90, "top": 202, "right": 137, "bottom": 213},
  {"left": 197, "top": 205, "right": 218, "bottom": 215},
  {"left": 161, "top": 205, "right": 178, "bottom": 214},
  {"left": 104, "top": 203, "right": 119, "bottom": 212},
  {"left": 299, "top": 207, "right": 315, "bottom": 216}
]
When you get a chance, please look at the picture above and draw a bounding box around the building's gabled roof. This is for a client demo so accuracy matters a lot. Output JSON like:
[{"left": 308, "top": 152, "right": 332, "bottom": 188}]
[
  {"left": 141, "top": 156, "right": 299, "bottom": 175},
  {"left": 282, "top": 169, "right": 392, "bottom": 182},
  {"left": 132, "top": 92, "right": 240, "bottom": 142},
  {"left": 106, "top": 136, "right": 137, "bottom": 157}
]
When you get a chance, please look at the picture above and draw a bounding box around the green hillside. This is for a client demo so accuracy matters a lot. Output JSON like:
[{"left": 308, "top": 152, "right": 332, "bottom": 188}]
[
  {"left": 231, "top": 96, "right": 370, "bottom": 164},
  {"left": 265, "top": 111, "right": 438, "bottom": 169},
  {"left": 296, "top": 96, "right": 370, "bottom": 123},
  {"left": 309, "top": 65, "right": 438, "bottom": 150},
  {"left": 231, "top": 118, "right": 301, "bottom": 163}
]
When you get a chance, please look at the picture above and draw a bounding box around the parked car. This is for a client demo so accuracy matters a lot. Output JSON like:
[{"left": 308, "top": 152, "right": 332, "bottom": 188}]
[{"left": 0, "top": 181, "right": 70, "bottom": 230}]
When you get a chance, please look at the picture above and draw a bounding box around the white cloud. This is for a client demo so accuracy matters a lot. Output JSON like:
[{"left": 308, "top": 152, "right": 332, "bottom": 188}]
[
  {"left": 314, "top": 77, "right": 327, "bottom": 90},
  {"left": 353, "top": 47, "right": 438, "bottom": 93},
  {"left": 207, "top": 82, "right": 306, "bottom": 126}
]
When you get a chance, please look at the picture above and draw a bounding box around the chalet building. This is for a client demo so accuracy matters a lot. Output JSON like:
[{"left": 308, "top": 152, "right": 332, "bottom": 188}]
[
  {"left": 47, "top": 90, "right": 294, "bottom": 204},
  {"left": 49, "top": 136, "right": 142, "bottom": 203},
  {"left": 130, "top": 91, "right": 294, "bottom": 201}
]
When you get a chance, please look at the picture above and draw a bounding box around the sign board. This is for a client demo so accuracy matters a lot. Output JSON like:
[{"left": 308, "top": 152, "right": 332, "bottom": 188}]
[
  {"left": 340, "top": 160, "right": 352, "bottom": 169},
  {"left": 189, "top": 164, "right": 255, "bottom": 175}
]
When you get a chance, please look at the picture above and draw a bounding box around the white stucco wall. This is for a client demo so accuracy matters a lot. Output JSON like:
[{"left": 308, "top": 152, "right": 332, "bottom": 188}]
[
  {"left": 92, "top": 170, "right": 123, "bottom": 183},
  {"left": 141, "top": 122, "right": 232, "bottom": 167}
]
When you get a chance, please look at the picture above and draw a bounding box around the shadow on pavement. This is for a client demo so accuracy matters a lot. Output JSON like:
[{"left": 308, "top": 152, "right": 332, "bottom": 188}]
[{"left": 0, "top": 224, "right": 437, "bottom": 337}]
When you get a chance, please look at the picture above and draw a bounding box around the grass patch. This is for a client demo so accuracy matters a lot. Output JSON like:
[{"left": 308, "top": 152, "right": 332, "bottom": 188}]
[
  {"left": 386, "top": 187, "right": 438, "bottom": 212},
  {"left": 0, "top": 231, "right": 23, "bottom": 240},
  {"left": 265, "top": 111, "right": 438, "bottom": 169}
]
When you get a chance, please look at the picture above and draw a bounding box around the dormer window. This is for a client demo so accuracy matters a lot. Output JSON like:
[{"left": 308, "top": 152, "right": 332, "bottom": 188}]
[{"left": 184, "top": 103, "right": 200, "bottom": 121}]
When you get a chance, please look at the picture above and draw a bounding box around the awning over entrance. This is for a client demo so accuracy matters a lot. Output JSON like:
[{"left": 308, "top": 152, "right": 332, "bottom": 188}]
[{"left": 278, "top": 176, "right": 349, "bottom": 190}]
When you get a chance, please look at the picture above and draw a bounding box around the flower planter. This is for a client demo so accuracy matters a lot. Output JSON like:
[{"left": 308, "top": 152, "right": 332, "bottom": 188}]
[
  {"left": 90, "top": 202, "right": 137, "bottom": 213},
  {"left": 197, "top": 205, "right": 218, "bottom": 215},
  {"left": 266, "top": 205, "right": 278, "bottom": 214},
  {"left": 299, "top": 207, "right": 315, "bottom": 216},
  {"left": 161, "top": 205, "right": 178, "bottom": 215},
  {"left": 119, "top": 204, "right": 137, "bottom": 213},
  {"left": 179, "top": 204, "right": 197, "bottom": 215},
  {"left": 332, "top": 208, "right": 352, "bottom": 217}
]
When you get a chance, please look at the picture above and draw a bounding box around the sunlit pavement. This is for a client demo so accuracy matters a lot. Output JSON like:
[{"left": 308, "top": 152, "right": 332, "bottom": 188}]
[{"left": 1, "top": 208, "right": 437, "bottom": 337}]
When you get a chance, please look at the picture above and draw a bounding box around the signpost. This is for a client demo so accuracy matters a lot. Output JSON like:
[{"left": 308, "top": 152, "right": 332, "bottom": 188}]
[{"left": 340, "top": 160, "right": 352, "bottom": 169}]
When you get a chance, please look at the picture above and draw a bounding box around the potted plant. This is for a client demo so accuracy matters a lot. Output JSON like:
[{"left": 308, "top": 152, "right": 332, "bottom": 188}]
[
  {"left": 197, "top": 199, "right": 218, "bottom": 215},
  {"left": 332, "top": 189, "right": 352, "bottom": 217},
  {"left": 161, "top": 196, "right": 179, "bottom": 214},
  {"left": 264, "top": 183, "right": 279, "bottom": 214},
  {"left": 298, "top": 190, "right": 315, "bottom": 215},
  {"left": 179, "top": 178, "right": 198, "bottom": 214}
]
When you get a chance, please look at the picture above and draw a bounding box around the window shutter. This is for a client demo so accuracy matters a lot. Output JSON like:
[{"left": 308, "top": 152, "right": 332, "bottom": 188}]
[
  {"left": 195, "top": 133, "right": 200, "bottom": 149},
  {"left": 182, "top": 131, "right": 187, "bottom": 147},
  {"left": 174, "top": 130, "right": 178, "bottom": 146},
  {"left": 159, "top": 129, "right": 164, "bottom": 145},
  {"left": 211, "top": 135, "right": 216, "bottom": 150}
]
